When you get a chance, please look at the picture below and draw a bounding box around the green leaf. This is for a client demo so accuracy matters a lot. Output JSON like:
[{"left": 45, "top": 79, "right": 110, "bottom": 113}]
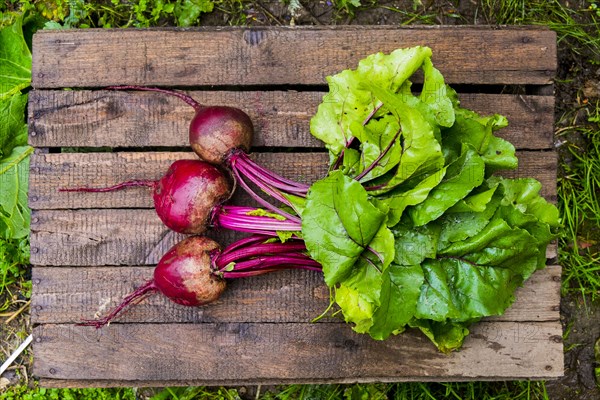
[
  {"left": 335, "top": 284, "right": 374, "bottom": 333},
  {"left": 302, "top": 170, "right": 388, "bottom": 286},
  {"left": 409, "top": 144, "right": 485, "bottom": 226},
  {"left": 415, "top": 257, "right": 520, "bottom": 322},
  {"left": 175, "top": 0, "right": 214, "bottom": 27},
  {"left": 0, "top": 93, "right": 28, "bottom": 158},
  {"left": 347, "top": 115, "right": 402, "bottom": 182},
  {"left": 281, "top": 192, "right": 306, "bottom": 216},
  {"left": 0, "top": 145, "right": 33, "bottom": 239},
  {"left": 382, "top": 166, "right": 447, "bottom": 227},
  {"left": 0, "top": 15, "right": 32, "bottom": 99},
  {"left": 369, "top": 264, "right": 424, "bottom": 340},
  {"left": 392, "top": 221, "right": 440, "bottom": 266},
  {"left": 409, "top": 319, "right": 471, "bottom": 354},
  {"left": 310, "top": 47, "right": 432, "bottom": 156},
  {"left": 491, "top": 177, "right": 560, "bottom": 227},
  {"left": 420, "top": 58, "right": 455, "bottom": 128},
  {"left": 437, "top": 187, "right": 502, "bottom": 250},
  {"left": 365, "top": 83, "right": 445, "bottom": 192}
]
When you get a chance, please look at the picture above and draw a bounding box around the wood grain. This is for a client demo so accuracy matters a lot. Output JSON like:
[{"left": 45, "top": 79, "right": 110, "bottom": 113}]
[
  {"left": 32, "top": 321, "right": 563, "bottom": 384},
  {"left": 30, "top": 265, "right": 561, "bottom": 325},
  {"left": 29, "top": 151, "right": 557, "bottom": 211},
  {"left": 31, "top": 27, "right": 556, "bottom": 88},
  {"left": 28, "top": 90, "right": 554, "bottom": 149}
]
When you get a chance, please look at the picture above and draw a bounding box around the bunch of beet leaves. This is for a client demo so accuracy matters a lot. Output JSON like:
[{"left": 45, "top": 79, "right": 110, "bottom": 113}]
[{"left": 69, "top": 46, "right": 560, "bottom": 353}]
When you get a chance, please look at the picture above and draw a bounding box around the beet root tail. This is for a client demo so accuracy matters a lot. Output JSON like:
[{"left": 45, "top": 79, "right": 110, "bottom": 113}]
[
  {"left": 59, "top": 179, "right": 156, "bottom": 193},
  {"left": 78, "top": 280, "right": 158, "bottom": 329}
]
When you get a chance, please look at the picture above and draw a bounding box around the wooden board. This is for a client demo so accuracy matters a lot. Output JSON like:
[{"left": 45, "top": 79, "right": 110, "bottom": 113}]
[
  {"left": 29, "top": 26, "right": 561, "bottom": 387},
  {"left": 32, "top": 27, "right": 556, "bottom": 88},
  {"left": 29, "top": 91, "right": 554, "bottom": 149}
]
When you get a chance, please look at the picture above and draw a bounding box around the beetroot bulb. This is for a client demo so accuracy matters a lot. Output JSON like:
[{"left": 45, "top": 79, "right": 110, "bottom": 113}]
[
  {"left": 61, "top": 159, "right": 303, "bottom": 236},
  {"left": 106, "top": 86, "right": 310, "bottom": 221},
  {"left": 79, "top": 235, "right": 321, "bottom": 328}
]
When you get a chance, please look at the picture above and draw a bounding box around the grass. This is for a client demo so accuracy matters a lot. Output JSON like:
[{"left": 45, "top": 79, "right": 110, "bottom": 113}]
[
  {"left": 1, "top": 0, "right": 599, "bottom": 399},
  {"left": 557, "top": 100, "right": 600, "bottom": 299}
]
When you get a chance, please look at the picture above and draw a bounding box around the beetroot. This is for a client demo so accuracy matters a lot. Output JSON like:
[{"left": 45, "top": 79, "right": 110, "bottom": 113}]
[
  {"left": 105, "top": 86, "right": 309, "bottom": 221},
  {"left": 61, "top": 159, "right": 232, "bottom": 234},
  {"left": 107, "top": 86, "right": 253, "bottom": 164},
  {"left": 152, "top": 159, "right": 231, "bottom": 234},
  {"left": 80, "top": 235, "right": 320, "bottom": 328}
]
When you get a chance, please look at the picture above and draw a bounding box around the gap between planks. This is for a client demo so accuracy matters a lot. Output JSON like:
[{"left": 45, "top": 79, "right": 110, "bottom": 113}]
[
  {"left": 31, "top": 27, "right": 556, "bottom": 88},
  {"left": 28, "top": 91, "right": 555, "bottom": 149}
]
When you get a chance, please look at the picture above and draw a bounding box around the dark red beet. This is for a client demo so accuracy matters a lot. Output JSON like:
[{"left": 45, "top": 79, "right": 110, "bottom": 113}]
[
  {"left": 153, "top": 236, "right": 226, "bottom": 306},
  {"left": 106, "top": 86, "right": 254, "bottom": 164},
  {"left": 153, "top": 160, "right": 232, "bottom": 234},
  {"left": 189, "top": 106, "right": 253, "bottom": 164},
  {"left": 79, "top": 236, "right": 226, "bottom": 328}
]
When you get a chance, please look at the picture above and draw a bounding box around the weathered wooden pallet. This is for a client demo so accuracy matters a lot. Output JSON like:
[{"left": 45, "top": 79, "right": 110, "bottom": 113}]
[{"left": 29, "top": 26, "right": 562, "bottom": 387}]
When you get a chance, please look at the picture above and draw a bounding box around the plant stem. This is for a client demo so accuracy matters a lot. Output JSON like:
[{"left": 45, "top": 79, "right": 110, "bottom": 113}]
[
  {"left": 59, "top": 179, "right": 156, "bottom": 192},
  {"left": 78, "top": 280, "right": 157, "bottom": 328},
  {"left": 106, "top": 85, "right": 203, "bottom": 111}
]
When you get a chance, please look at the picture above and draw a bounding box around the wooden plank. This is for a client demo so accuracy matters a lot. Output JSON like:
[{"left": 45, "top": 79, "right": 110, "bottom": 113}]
[
  {"left": 28, "top": 209, "right": 556, "bottom": 265},
  {"left": 31, "top": 27, "right": 556, "bottom": 88},
  {"left": 32, "top": 321, "right": 563, "bottom": 383},
  {"left": 28, "top": 90, "right": 554, "bottom": 150},
  {"left": 29, "top": 151, "right": 557, "bottom": 211},
  {"left": 30, "top": 265, "right": 561, "bottom": 325}
]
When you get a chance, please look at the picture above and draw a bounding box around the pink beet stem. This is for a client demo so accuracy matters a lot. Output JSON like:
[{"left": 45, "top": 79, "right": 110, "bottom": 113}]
[
  {"left": 215, "top": 242, "right": 307, "bottom": 268},
  {"left": 106, "top": 85, "right": 203, "bottom": 111},
  {"left": 78, "top": 280, "right": 157, "bottom": 329},
  {"left": 60, "top": 179, "right": 156, "bottom": 193}
]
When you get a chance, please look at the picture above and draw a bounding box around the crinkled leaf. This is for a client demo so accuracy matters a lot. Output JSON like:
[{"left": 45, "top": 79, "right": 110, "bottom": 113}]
[
  {"left": 302, "top": 170, "right": 388, "bottom": 286},
  {"left": 364, "top": 83, "right": 445, "bottom": 192},
  {"left": 409, "top": 319, "right": 471, "bottom": 354},
  {"left": 369, "top": 264, "right": 424, "bottom": 340},
  {"left": 382, "top": 166, "right": 447, "bottom": 227},
  {"left": 490, "top": 177, "right": 560, "bottom": 227},
  {"left": 442, "top": 107, "right": 516, "bottom": 172},
  {"left": 447, "top": 183, "right": 498, "bottom": 213},
  {"left": 0, "top": 93, "right": 28, "bottom": 158},
  {"left": 420, "top": 58, "right": 455, "bottom": 128},
  {"left": 335, "top": 284, "right": 374, "bottom": 333},
  {"left": 409, "top": 145, "right": 484, "bottom": 226},
  {"left": 310, "top": 47, "right": 432, "bottom": 156},
  {"left": 0, "top": 15, "right": 32, "bottom": 99},
  {"left": 347, "top": 115, "right": 402, "bottom": 181},
  {"left": 0, "top": 145, "right": 33, "bottom": 239},
  {"left": 437, "top": 188, "right": 502, "bottom": 250},
  {"left": 281, "top": 193, "right": 306, "bottom": 216}
]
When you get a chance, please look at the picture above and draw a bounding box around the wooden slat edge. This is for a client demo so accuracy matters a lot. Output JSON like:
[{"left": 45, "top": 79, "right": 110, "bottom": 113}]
[
  {"left": 32, "top": 321, "right": 563, "bottom": 382},
  {"left": 28, "top": 90, "right": 555, "bottom": 149},
  {"left": 32, "top": 27, "right": 556, "bottom": 88},
  {"left": 30, "top": 265, "right": 561, "bottom": 325}
]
